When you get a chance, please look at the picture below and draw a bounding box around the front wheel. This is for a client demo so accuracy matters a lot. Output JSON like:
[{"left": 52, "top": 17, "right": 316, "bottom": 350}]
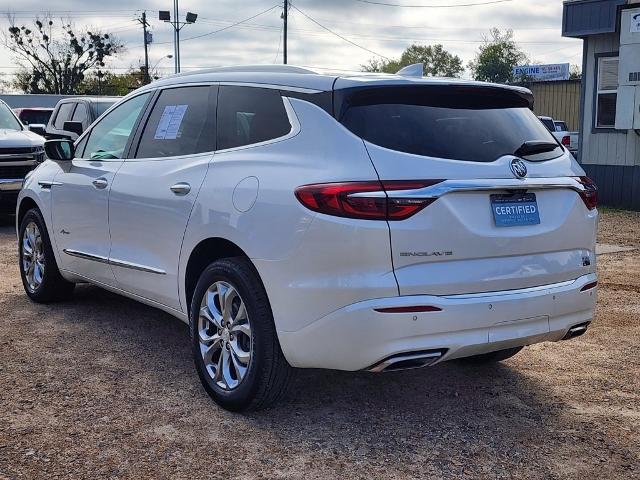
[
  {"left": 19, "top": 208, "right": 75, "bottom": 303},
  {"left": 190, "top": 257, "right": 292, "bottom": 412}
]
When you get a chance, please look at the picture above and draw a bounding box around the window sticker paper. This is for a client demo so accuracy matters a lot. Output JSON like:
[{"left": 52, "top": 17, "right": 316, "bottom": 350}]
[{"left": 154, "top": 104, "right": 188, "bottom": 140}]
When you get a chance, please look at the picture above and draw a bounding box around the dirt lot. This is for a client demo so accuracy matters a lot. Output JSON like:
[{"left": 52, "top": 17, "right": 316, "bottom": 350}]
[{"left": 0, "top": 210, "right": 639, "bottom": 479}]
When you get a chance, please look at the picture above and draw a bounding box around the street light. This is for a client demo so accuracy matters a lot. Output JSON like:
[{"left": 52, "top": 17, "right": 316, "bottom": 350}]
[
  {"left": 159, "top": 2, "right": 197, "bottom": 74},
  {"left": 151, "top": 54, "right": 173, "bottom": 80}
]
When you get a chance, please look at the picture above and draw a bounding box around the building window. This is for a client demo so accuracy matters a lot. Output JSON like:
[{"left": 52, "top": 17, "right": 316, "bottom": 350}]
[{"left": 595, "top": 56, "right": 619, "bottom": 129}]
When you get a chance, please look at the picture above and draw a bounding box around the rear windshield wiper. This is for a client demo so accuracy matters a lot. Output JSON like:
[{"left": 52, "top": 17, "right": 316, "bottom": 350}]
[{"left": 513, "top": 141, "right": 560, "bottom": 157}]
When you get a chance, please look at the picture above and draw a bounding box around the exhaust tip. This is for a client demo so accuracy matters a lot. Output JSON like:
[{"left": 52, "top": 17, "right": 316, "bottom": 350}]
[
  {"left": 562, "top": 322, "right": 591, "bottom": 340},
  {"left": 367, "top": 349, "right": 446, "bottom": 373}
]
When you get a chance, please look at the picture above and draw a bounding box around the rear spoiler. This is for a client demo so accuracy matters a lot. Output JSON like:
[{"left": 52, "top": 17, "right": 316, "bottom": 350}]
[{"left": 333, "top": 84, "right": 534, "bottom": 121}]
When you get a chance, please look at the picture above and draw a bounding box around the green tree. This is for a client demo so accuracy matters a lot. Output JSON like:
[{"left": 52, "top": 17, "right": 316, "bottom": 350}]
[
  {"left": 3, "top": 16, "right": 124, "bottom": 94},
  {"left": 78, "top": 68, "right": 147, "bottom": 96},
  {"left": 468, "top": 28, "right": 529, "bottom": 83},
  {"left": 363, "top": 43, "right": 464, "bottom": 77}
]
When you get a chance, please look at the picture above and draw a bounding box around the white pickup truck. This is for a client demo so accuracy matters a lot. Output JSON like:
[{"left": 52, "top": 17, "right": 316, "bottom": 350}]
[
  {"left": 538, "top": 116, "right": 579, "bottom": 156},
  {"left": 0, "top": 100, "right": 45, "bottom": 213}
]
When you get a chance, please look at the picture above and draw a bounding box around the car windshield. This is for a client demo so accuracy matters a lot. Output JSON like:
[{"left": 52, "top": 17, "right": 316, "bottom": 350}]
[
  {"left": 339, "top": 86, "right": 562, "bottom": 163},
  {"left": 0, "top": 103, "right": 23, "bottom": 130},
  {"left": 20, "top": 110, "right": 52, "bottom": 125}
]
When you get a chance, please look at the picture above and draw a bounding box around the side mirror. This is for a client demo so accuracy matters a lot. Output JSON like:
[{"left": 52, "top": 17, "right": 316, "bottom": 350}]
[
  {"left": 63, "top": 120, "right": 84, "bottom": 137},
  {"left": 27, "top": 124, "right": 46, "bottom": 137},
  {"left": 44, "top": 139, "right": 75, "bottom": 161}
]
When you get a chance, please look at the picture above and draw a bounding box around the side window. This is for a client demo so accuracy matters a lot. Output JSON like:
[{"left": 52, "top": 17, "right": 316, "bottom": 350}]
[
  {"left": 595, "top": 56, "right": 618, "bottom": 129},
  {"left": 217, "top": 86, "right": 291, "bottom": 150},
  {"left": 81, "top": 93, "right": 151, "bottom": 160},
  {"left": 71, "top": 103, "right": 88, "bottom": 127},
  {"left": 54, "top": 103, "right": 75, "bottom": 129},
  {"left": 135, "top": 86, "right": 216, "bottom": 158}
]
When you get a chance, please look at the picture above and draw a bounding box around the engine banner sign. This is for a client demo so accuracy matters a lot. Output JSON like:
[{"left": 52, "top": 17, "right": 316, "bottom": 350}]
[{"left": 513, "top": 64, "right": 570, "bottom": 82}]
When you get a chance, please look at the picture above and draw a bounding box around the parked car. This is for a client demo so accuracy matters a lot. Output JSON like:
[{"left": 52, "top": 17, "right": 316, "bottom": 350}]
[
  {"left": 13, "top": 107, "right": 54, "bottom": 137},
  {"left": 538, "top": 115, "right": 578, "bottom": 155},
  {"left": 0, "top": 100, "right": 45, "bottom": 213},
  {"left": 45, "top": 97, "right": 119, "bottom": 141},
  {"left": 554, "top": 120, "right": 579, "bottom": 156},
  {"left": 17, "top": 66, "right": 598, "bottom": 411}
]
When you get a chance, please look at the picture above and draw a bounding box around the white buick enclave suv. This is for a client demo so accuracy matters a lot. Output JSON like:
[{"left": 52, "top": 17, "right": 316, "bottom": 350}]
[{"left": 17, "top": 66, "right": 598, "bottom": 411}]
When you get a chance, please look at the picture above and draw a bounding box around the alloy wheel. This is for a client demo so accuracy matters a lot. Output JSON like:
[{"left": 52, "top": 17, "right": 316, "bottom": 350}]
[
  {"left": 22, "top": 222, "right": 45, "bottom": 292},
  {"left": 198, "top": 281, "right": 252, "bottom": 390}
]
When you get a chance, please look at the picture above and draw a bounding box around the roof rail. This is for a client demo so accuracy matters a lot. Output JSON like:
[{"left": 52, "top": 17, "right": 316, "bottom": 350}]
[{"left": 170, "top": 65, "right": 317, "bottom": 78}]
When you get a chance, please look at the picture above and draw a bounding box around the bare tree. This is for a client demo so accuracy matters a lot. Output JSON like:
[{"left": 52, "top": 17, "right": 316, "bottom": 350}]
[{"left": 3, "top": 16, "right": 124, "bottom": 94}]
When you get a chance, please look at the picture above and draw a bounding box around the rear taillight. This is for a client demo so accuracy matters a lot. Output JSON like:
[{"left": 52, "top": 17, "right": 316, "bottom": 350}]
[
  {"left": 294, "top": 180, "right": 443, "bottom": 221},
  {"left": 576, "top": 176, "right": 598, "bottom": 210},
  {"left": 562, "top": 135, "right": 571, "bottom": 146}
]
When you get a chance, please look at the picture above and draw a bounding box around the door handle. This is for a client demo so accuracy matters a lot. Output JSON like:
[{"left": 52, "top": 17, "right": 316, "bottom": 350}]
[
  {"left": 170, "top": 182, "right": 191, "bottom": 195},
  {"left": 92, "top": 178, "right": 108, "bottom": 189}
]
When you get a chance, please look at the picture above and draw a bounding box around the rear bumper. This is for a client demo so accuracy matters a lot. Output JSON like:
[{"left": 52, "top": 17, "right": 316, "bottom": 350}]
[{"left": 277, "top": 274, "right": 597, "bottom": 370}]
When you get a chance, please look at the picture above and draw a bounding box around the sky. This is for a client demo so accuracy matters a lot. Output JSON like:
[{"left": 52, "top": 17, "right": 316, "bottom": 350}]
[{"left": 0, "top": 0, "right": 583, "bottom": 82}]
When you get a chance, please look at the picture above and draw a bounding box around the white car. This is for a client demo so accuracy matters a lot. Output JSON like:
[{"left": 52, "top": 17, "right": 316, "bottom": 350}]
[{"left": 17, "top": 66, "right": 598, "bottom": 411}]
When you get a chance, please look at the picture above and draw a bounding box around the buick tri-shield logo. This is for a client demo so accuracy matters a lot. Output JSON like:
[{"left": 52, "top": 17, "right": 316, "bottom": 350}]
[{"left": 510, "top": 158, "right": 528, "bottom": 179}]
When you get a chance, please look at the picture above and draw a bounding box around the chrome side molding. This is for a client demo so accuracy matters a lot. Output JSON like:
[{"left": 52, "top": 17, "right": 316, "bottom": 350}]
[
  {"left": 63, "top": 249, "right": 166, "bottom": 275},
  {"left": 108, "top": 257, "right": 166, "bottom": 275},
  {"left": 63, "top": 249, "right": 109, "bottom": 264}
]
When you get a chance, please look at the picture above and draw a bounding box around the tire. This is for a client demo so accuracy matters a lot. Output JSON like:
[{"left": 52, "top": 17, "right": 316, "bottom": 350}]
[
  {"left": 458, "top": 346, "right": 523, "bottom": 364},
  {"left": 18, "top": 208, "right": 75, "bottom": 303},
  {"left": 190, "top": 257, "right": 293, "bottom": 412}
]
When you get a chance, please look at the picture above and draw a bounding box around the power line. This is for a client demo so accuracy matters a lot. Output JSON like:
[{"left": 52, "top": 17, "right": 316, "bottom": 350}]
[
  {"left": 291, "top": 4, "right": 391, "bottom": 60},
  {"left": 274, "top": 24, "right": 284, "bottom": 63},
  {"left": 152, "top": 5, "right": 280, "bottom": 45},
  {"left": 350, "top": 0, "right": 512, "bottom": 7}
]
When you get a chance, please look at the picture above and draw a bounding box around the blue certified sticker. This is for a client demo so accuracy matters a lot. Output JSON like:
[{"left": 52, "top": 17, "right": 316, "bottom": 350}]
[{"left": 491, "top": 193, "right": 540, "bottom": 227}]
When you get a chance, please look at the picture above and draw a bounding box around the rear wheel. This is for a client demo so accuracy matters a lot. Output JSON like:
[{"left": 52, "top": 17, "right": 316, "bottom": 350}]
[
  {"left": 458, "top": 346, "right": 523, "bottom": 364},
  {"left": 19, "top": 208, "right": 75, "bottom": 303},
  {"left": 190, "top": 257, "right": 292, "bottom": 412}
]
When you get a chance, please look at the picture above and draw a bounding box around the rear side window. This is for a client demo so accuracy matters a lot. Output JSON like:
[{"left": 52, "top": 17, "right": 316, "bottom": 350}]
[
  {"left": 539, "top": 118, "right": 556, "bottom": 132},
  {"left": 54, "top": 103, "right": 75, "bottom": 129},
  {"left": 135, "top": 86, "right": 217, "bottom": 158},
  {"left": 20, "top": 110, "right": 52, "bottom": 125},
  {"left": 217, "top": 86, "right": 291, "bottom": 150},
  {"left": 72, "top": 103, "right": 88, "bottom": 126},
  {"left": 339, "top": 86, "right": 562, "bottom": 163}
]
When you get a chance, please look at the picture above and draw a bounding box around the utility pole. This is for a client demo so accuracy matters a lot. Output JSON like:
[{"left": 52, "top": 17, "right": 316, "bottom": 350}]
[
  {"left": 283, "top": 0, "right": 288, "bottom": 65},
  {"left": 139, "top": 12, "right": 151, "bottom": 84},
  {"left": 173, "top": 0, "right": 180, "bottom": 73}
]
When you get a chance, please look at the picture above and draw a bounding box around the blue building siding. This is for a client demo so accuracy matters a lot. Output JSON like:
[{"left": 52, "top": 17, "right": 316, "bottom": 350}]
[{"left": 562, "top": 0, "right": 627, "bottom": 37}]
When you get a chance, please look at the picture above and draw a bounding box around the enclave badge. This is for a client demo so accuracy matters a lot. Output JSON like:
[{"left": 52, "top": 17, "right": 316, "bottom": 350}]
[{"left": 510, "top": 158, "right": 528, "bottom": 179}]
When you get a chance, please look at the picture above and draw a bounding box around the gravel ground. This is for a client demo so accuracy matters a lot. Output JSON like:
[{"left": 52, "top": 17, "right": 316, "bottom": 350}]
[{"left": 0, "top": 211, "right": 639, "bottom": 479}]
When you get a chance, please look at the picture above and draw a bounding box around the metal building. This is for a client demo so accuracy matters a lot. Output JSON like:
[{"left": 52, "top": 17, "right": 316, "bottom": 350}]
[{"left": 563, "top": 0, "right": 640, "bottom": 210}]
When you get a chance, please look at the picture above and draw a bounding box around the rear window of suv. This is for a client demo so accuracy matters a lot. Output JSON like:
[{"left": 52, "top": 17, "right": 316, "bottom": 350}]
[{"left": 338, "top": 85, "right": 563, "bottom": 163}]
